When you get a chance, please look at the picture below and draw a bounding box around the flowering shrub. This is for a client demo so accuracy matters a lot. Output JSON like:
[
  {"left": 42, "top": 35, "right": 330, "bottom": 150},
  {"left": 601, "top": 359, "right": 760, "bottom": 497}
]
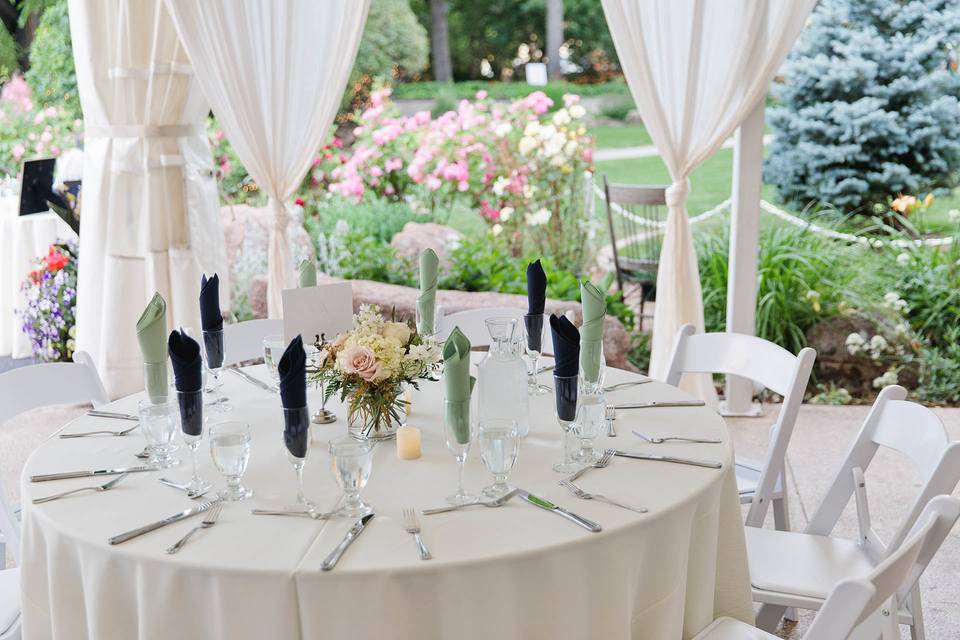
[
  {"left": 324, "top": 88, "right": 596, "bottom": 273},
  {"left": 18, "top": 241, "right": 78, "bottom": 362},
  {"left": 0, "top": 75, "right": 81, "bottom": 178}
]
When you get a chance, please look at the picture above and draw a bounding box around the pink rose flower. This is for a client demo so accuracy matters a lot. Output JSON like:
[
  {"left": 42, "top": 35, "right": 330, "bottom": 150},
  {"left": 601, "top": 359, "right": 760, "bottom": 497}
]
[{"left": 339, "top": 345, "right": 382, "bottom": 382}]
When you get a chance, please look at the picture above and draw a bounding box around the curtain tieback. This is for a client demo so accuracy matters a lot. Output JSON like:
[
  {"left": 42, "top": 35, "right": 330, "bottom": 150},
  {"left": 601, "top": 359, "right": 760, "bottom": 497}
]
[
  {"left": 665, "top": 180, "right": 690, "bottom": 209},
  {"left": 108, "top": 63, "right": 193, "bottom": 79},
  {"left": 269, "top": 197, "right": 290, "bottom": 232},
  {"left": 84, "top": 123, "right": 203, "bottom": 139}
]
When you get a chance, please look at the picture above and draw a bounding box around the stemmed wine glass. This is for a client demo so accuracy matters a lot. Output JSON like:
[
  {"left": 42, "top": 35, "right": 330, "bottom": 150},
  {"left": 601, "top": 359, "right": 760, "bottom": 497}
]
[
  {"left": 443, "top": 399, "right": 477, "bottom": 505},
  {"left": 478, "top": 418, "right": 519, "bottom": 498},
  {"left": 552, "top": 373, "right": 581, "bottom": 473},
  {"left": 283, "top": 406, "right": 314, "bottom": 507},
  {"left": 329, "top": 438, "right": 374, "bottom": 518},
  {"left": 177, "top": 389, "right": 212, "bottom": 494},
  {"left": 524, "top": 313, "right": 551, "bottom": 395},
  {"left": 202, "top": 328, "right": 230, "bottom": 411},
  {"left": 209, "top": 421, "right": 253, "bottom": 501}
]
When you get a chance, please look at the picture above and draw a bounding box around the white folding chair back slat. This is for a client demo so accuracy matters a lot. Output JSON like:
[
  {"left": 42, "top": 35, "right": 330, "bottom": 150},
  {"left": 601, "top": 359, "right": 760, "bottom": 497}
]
[
  {"left": 437, "top": 308, "right": 525, "bottom": 347},
  {"left": 222, "top": 318, "right": 284, "bottom": 366}
]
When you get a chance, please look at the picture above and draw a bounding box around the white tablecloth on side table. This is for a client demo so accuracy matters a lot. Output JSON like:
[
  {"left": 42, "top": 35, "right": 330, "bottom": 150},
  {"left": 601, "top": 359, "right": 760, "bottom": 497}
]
[
  {"left": 0, "top": 205, "right": 77, "bottom": 358},
  {"left": 20, "top": 357, "right": 753, "bottom": 639}
]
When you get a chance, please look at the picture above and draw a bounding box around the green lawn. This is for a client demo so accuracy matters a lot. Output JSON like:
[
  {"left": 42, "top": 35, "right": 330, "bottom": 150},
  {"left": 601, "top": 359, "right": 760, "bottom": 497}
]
[{"left": 590, "top": 124, "right": 653, "bottom": 149}]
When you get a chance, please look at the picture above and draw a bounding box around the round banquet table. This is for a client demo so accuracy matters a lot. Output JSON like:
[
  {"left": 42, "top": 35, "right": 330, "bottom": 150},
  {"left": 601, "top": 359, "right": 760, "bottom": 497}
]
[{"left": 20, "top": 356, "right": 752, "bottom": 640}]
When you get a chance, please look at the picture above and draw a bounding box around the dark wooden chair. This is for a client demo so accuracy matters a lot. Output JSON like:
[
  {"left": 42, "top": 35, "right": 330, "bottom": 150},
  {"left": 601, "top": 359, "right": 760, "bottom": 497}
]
[{"left": 602, "top": 176, "right": 668, "bottom": 319}]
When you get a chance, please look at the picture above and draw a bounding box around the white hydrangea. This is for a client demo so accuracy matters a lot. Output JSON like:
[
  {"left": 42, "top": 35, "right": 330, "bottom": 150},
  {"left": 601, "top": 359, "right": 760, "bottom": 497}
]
[
  {"left": 525, "top": 208, "right": 552, "bottom": 226},
  {"left": 873, "top": 369, "right": 899, "bottom": 389}
]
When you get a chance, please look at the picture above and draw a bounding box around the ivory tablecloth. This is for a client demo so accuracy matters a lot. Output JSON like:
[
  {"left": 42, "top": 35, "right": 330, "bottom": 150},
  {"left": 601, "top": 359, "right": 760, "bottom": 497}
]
[{"left": 20, "top": 358, "right": 752, "bottom": 639}]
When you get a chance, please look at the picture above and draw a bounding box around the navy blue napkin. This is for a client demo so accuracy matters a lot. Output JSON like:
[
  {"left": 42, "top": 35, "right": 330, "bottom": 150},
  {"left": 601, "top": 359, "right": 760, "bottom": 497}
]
[
  {"left": 199, "top": 274, "right": 223, "bottom": 332},
  {"left": 167, "top": 329, "right": 202, "bottom": 392},
  {"left": 549, "top": 314, "right": 580, "bottom": 378},
  {"left": 526, "top": 259, "right": 547, "bottom": 315},
  {"left": 278, "top": 335, "right": 307, "bottom": 409}
]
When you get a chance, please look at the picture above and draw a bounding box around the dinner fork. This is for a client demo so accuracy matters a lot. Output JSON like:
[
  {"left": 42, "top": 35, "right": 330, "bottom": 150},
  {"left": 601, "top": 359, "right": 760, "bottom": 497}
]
[
  {"left": 602, "top": 380, "right": 651, "bottom": 392},
  {"left": 60, "top": 423, "right": 140, "bottom": 438},
  {"left": 604, "top": 405, "right": 616, "bottom": 437},
  {"left": 564, "top": 448, "right": 615, "bottom": 483},
  {"left": 402, "top": 507, "right": 432, "bottom": 560},
  {"left": 166, "top": 503, "right": 222, "bottom": 554},
  {"left": 32, "top": 473, "right": 129, "bottom": 504},
  {"left": 559, "top": 479, "right": 647, "bottom": 514},
  {"left": 632, "top": 430, "right": 722, "bottom": 445}
]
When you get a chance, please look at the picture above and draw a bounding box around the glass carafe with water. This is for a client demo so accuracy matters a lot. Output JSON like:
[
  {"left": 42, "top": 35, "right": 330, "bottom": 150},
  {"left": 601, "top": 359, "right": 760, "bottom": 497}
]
[{"left": 476, "top": 317, "right": 530, "bottom": 437}]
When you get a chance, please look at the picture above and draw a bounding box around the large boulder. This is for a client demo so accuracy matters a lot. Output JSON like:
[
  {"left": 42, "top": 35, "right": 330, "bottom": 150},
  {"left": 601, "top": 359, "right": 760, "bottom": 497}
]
[
  {"left": 389, "top": 222, "right": 462, "bottom": 270},
  {"left": 315, "top": 274, "right": 638, "bottom": 372}
]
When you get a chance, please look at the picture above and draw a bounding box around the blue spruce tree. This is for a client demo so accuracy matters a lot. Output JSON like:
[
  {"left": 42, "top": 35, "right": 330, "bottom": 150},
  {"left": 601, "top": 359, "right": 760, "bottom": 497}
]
[{"left": 764, "top": 0, "right": 960, "bottom": 215}]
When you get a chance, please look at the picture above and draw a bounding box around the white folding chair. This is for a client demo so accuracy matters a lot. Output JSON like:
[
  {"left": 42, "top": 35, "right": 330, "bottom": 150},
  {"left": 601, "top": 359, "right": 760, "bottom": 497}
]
[
  {"left": 222, "top": 318, "right": 283, "bottom": 366},
  {"left": 665, "top": 324, "right": 816, "bottom": 531},
  {"left": 0, "top": 350, "right": 109, "bottom": 640},
  {"left": 437, "top": 308, "right": 524, "bottom": 347},
  {"left": 750, "top": 385, "right": 960, "bottom": 639},
  {"left": 693, "top": 495, "right": 960, "bottom": 640}
]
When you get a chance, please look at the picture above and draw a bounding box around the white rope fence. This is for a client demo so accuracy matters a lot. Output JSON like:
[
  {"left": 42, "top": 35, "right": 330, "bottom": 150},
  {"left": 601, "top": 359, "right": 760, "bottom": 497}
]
[{"left": 594, "top": 183, "right": 955, "bottom": 248}]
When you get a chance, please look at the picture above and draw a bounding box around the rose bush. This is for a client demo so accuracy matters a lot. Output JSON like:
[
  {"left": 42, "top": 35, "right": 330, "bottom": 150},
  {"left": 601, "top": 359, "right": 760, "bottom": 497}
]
[{"left": 0, "top": 75, "right": 81, "bottom": 179}]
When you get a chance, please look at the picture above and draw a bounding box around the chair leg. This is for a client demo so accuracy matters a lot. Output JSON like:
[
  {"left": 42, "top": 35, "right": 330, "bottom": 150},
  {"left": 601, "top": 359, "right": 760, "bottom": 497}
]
[
  {"left": 772, "top": 495, "right": 790, "bottom": 532},
  {"left": 909, "top": 587, "right": 926, "bottom": 640},
  {"left": 756, "top": 604, "right": 788, "bottom": 633}
]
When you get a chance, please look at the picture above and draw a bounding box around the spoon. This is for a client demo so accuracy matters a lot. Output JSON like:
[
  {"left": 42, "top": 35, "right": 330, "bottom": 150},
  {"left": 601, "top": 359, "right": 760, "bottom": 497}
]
[
  {"left": 632, "top": 430, "right": 722, "bottom": 445},
  {"left": 422, "top": 488, "right": 519, "bottom": 515},
  {"left": 159, "top": 477, "right": 210, "bottom": 499}
]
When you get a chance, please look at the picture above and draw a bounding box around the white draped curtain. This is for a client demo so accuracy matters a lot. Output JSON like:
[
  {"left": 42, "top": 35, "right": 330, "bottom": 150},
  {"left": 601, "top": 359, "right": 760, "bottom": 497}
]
[
  {"left": 600, "top": 0, "right": 816, "bottom": 400},
  {"left": 71, "top": 0, "right": 227, "bottom": 397},
  {"left": 164, "top": 0, "right": 371, "bottom": 318}
]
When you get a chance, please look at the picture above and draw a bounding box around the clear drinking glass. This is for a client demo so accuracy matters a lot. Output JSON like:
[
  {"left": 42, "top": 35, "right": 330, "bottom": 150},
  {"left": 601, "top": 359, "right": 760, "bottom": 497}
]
[
  {"left": 283, "top": 406, "right": 314, "bottom": 508},
  {"left": 263, "top": 334, "right": 285, "bottom": 384},
  {"left": 143, "top": 361, "right": 170, "bottom": 405},
  {"left": 203, "top": 328, "right": 231, "bottom": 412},
  {"left": 552, "top": 374, "right": 581, "bottom": 473},
  {"left": 579, "top": 341, "right": 606, "bottom": 394},
  {"left": 138, "top": 399, "right": 179, "bottom": 469},
  {"left": 209, "top": 421, "right": 253, "bottom": 501},
  {"left": 574, "top": 392, "right": 605, "bottom": 464},
  {"left": 523, "top": 313, "right": 551, "bottom": 395},
  {"left": 177, "top": 389, "right": 212, "bottom": 494},
  {"left": 329, "top": 438, "right": 374, "bottom": 518},
  {"left": 443, "top": 399, "right": 477, "bottom": 505},
  {"left": 478, "top": 418, "right": 519, "bottom": 498},
  {"left": 416, "top": 304, "right": 444, "bottom": 338}
]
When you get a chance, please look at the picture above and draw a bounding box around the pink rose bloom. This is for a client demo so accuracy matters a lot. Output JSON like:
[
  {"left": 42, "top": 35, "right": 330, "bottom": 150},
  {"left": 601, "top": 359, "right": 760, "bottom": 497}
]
[
  {"left": 475, "top": 90, "right": 488, "bottom": 100},
  {"left": 414, "top": 111, "right": 431, "bottom": 126},
  {"left": 369, "top": 166, "right": 383, "bottom": 178},
  {"left": 12, "top": 143, "right": 25, "bottom": 161},
  {"left": 583, "top": 148, "right": 593, "bottom": 163},
  {"left": 50, "top": 145, "right": 60, "bottom": 156},
  {"left": 40, "top": 130, "right": 52, "bottom": 143},
  {"left": 384, "top": 185, "right": 396, "bottom": 195},
  {"left": 426, "top": 176, "right": 442, "bottom": 191},
  {"left": 457, "top": 180, "right": 469, "bottom": 192},
  {"left": 563, "top": 94, "right": 580, "bottom": 108},
  {"left": 45, "top": 106, "right": 58, "bottom": 118},
  {"left": 312, "top": 156, "right": 322, "bottom": 166},
  {"left": 215, "top": 130, "right": 225, "bottom": 140},
  {"left": 340, "top": 346, "right": 382, "bottom": 382},
  {"left": 33, "top": 112, "right": 44, "bottom": 124},
  {"left": 385, "top": 157, "right": 402, "bottom": 172}
]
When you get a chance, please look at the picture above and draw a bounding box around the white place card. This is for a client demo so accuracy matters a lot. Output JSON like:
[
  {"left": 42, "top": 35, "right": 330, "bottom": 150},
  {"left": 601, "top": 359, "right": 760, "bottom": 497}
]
[{"left": 281, "top": 282, "right": 354, "bottom": 344}]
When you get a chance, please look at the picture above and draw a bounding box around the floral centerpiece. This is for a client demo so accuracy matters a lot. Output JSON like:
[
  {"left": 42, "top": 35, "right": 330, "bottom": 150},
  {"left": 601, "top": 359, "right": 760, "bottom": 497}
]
[
  {"left": 18, "top": 240, "right": 78, "bottom": 362},
  {"left": 310, "top": 305, "right": 442, "bottom": 441}
]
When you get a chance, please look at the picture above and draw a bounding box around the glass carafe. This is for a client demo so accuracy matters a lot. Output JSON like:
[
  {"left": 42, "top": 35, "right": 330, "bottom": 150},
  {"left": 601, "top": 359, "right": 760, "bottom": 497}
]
[{"left": 476, "top": 317, "right": 530, "bottom": 437}]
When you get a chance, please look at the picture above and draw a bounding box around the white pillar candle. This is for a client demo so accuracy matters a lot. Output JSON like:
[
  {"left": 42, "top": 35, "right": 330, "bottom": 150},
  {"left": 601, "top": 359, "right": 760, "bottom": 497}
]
[{"left": 396, "top": 426, "right": 422, "bottom": 460}]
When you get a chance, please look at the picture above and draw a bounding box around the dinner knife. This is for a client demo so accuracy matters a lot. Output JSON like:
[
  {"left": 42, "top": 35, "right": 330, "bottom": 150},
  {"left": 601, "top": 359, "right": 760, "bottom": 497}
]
[
  {"left": 108, "top": 499, "right": 222, "bottom": 545},
  {"left": 226, "top": 366, "right": 277, "bottom": 392},
  {"left": 614, "top": 450, "right": 723, "bottom": 469},
  {"left": 87, "top": 410, "right": 139, "bottom": 422},
  {"left": 613, "top": 400, "right": 706, "bottom": 410},
  {"left": 321, "top": 513, "right": 374, "bottom": 571},
  {"left": 515, "top": 489, "right": 601, "bottom": 532},
  {"left": 30, "top": 465, "right": 154, "bottom": 482}
]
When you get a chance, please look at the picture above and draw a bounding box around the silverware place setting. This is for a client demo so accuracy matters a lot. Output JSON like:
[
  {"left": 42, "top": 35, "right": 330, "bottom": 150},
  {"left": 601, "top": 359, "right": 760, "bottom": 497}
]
[
  {"left": 559, "top": 479, "right": 647, "bottom": 514},
  {"left": 632, "top": 430, "right": 722, "bottom": 445},
  {"left": 612, "top": 400, "right": 706, "bottom": 411},
  {"left": 402, "top": 507, "right": 432, "bottom": 560},
  {"left": 321, "top": 513, "right": 375, "bottom": 571},
  {"left": 564, "top": 448, "right": 616, "bottom": 483},
  {"left": 32, "top": 473, "right": 130, "bottom": 504},
  {"left": 604, "top": 405, "right": 617, "bottom": 437},
  {"left": 86, "top": 410, "right": 139, "bottom": 422},
  {"left": 30, "top": 465, "right": 154, "bottom": 483},
  {"left": 159, "top": 477, "right": 211, "bottom": 500},
  {"left": 614, "top": 450, "right": 723, "bottom": 469},
  {"left": 166, "top": 503, "right": 223, "bottom": 554},
  {"left": 60, "top": 423, "right": 141, "bottom": 438},
  {"left": 421, "top": 488, "right": 520, "bottom": 515},
  {"left": 602, "top": 379, "right": 651, "bottom": 393},
  {"left": 108, "top": 499, "right": 222, "bottom": 545},
  {"left": 226, "top": 366, "right": 278, "bottom": 393},
  {"left": 250, "top": 508, "right": 336, "bottom": 520},
  {"left": 515, "top": 488, "right": 601, "bottom": 532}
]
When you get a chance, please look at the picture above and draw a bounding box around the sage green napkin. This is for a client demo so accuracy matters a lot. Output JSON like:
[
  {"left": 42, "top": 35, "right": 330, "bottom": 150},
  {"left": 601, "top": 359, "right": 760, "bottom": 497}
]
[
  {"left": 298, "top": 259, "right": 317, "bottom": 287},
  {"left": 579, "top": 280, "right": 606, "bottom": 383},
  {"left": 136, "top": 292, "right": 168, "bottom": 401},
  {"left": 417, "top": 248, "right": 439, "bottom": 335},
  {"left": 442, "top": 326, "right": 474, "bottom": 444}
]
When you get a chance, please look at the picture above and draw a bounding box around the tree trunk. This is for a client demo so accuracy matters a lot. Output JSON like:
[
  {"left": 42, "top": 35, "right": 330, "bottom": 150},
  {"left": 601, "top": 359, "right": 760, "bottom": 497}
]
[
  {"left": 429, "top": 0, "right": 453, "bottom": 82},
  {"left": 545, "top": 0, "right": 563, "bottom": 80}
]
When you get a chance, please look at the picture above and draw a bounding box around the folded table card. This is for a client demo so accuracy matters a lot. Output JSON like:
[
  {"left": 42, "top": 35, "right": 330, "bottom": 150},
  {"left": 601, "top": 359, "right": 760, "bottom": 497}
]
[{"left": 281, "top": 282, "right": 354, "bottom": 345}]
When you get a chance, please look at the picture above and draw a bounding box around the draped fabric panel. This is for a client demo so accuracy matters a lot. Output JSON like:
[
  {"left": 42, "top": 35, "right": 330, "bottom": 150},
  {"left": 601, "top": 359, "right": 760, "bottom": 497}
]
[
  {"left": 600, "top": 0, "right": 816, "bottom": 400},
  {"left": 163, "top": 0, "right": 370, "bottom": 318},
  {"left": 70, "top": 0, "right": 227, "bottom": 397}
]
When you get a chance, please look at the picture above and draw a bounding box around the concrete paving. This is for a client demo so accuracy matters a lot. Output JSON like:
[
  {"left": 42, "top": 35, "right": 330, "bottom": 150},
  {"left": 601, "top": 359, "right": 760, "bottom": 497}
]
[{"left": 593, "top": 133, "right": 773, "bottom": 162}]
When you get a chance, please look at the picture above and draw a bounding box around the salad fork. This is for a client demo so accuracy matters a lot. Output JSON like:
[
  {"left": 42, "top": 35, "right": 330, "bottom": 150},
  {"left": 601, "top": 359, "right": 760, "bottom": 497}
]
[
  {"left": 564, "top": 448, "right": 615, "bottom": 483},
  {"left": 166, "top": 503, "right": 222, "bottom": 554},
  {"left": 402, "top": 507, "right": 432, "bottom": 560},
  {"left": 32, "top": 473, "right": 129, "bottom": 504},
  {"left": 632, "top": 430, "right": 722, "bottom": 445},
  {"left": 559, "top": 479, "right": 647, "bottom": 514},
  {"left": 60, "top": 423, "right": 140, "bottom": 438},
  {"left": 604, "top": 405, "right": 617, "bottom": 437}
]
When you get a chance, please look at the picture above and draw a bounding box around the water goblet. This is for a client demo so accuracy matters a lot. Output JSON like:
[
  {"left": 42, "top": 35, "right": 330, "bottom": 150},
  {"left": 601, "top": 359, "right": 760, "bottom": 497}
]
[
  {"left": 574, "top": 392, "right": 605, "bottom": 465},
  {"left": 552, "top": 373, "right": 581, "bottom": 473},
  {"left": 443, "top": 398, "right": 477, "bottom": 505},
  {"left": 138, "top": 399, "right": 179, "bottom": 469},
  {"left": 416, "top": 304, "right": 444, "bottom": 338},
  {"left": 478, "top": 418, "right": 519, "bottom": 498},
  {"left": 209, "top": 421, "right": 253, "bottom": 501},
  {"left": 263, "top": 334, "right": 285, "bottom": 384},
  {"left": 177, "top": 389, "right": 212, "bottom": 494},
  {"left": 143, "top": 361, "right": 170, "bottom": 405},
  {"left": 202, "top": 328, "right": 230, "bottom": 412},
  {"left": 523, "top": 313, "right": 551, "bottom": 395},
  {"left": 579, "top": 340, "right": 606, "bottom": 394},
  {"left": 283, "top": 406, "right": 314, "bottom": 508},
  {"left": 329, "top": 438, "right": 374, "bottom": 518}
]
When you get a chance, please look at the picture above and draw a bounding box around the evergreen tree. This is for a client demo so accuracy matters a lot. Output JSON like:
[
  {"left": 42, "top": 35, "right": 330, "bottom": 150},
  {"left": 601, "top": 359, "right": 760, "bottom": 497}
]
[{"left": 764, "top": 0, "right": 960, "bottom": 215}]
